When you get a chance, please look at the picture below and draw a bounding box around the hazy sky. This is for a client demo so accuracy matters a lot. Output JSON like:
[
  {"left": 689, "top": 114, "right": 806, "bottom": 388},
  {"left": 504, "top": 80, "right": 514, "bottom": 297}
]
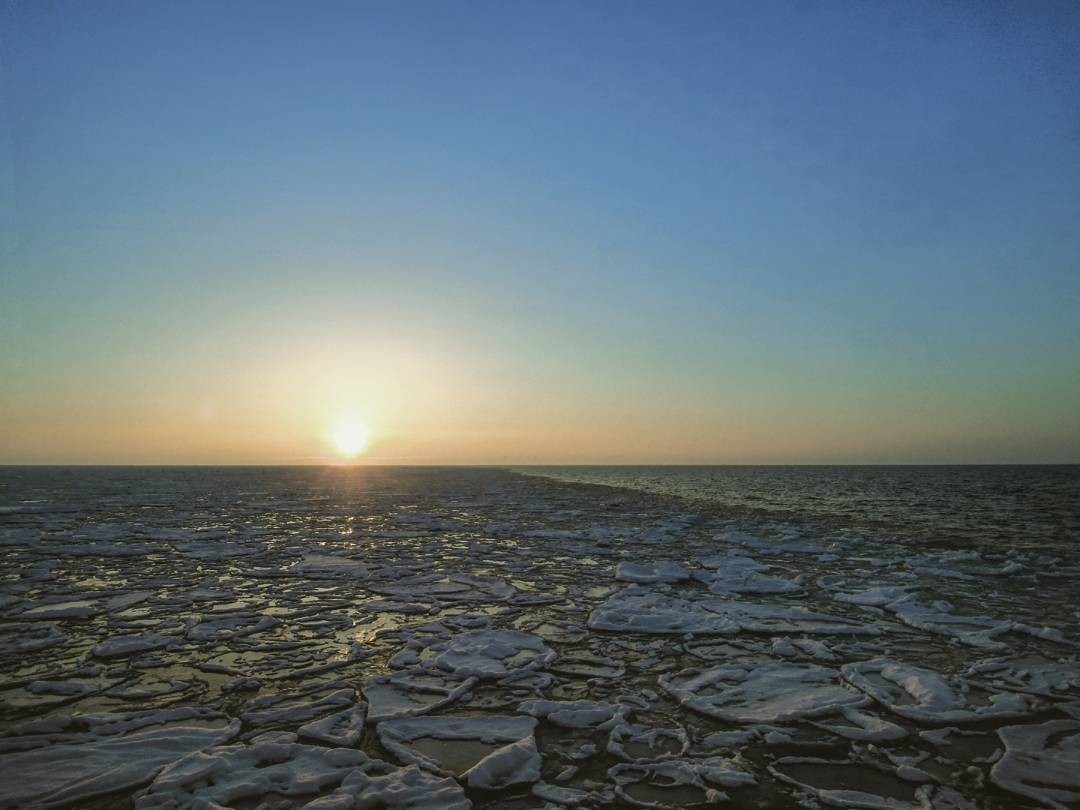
[{"left": 3, "top": 1, "right": 1079, "bottom": 464}]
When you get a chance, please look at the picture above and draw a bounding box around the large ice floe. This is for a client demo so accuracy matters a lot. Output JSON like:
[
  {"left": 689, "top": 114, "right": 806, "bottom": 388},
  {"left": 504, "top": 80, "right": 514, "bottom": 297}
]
[
  {"left": 990, "top": 720, "right": 1080, "bottom": 808},
  {"left": 881, "top": 594, "right": 1068, "bottom": 650},
  {"left": 518, "top": 698, "right": 630, "bottom": 730},
  {"left": 0, "top": 465, "right": 1077, "bottom": 808},
  {"left": 964, "top": 660, "right": 1080, "bottom": 698},
  {"left": 694, "top": 554, "right": 804, "bottom": 594},
  {"left": 406, "top": 628, "right": 556, "bottom": 679},
  {"left": 589, "top": 585, "right": 877, "bottom": 636},
  {"left": 661, "top": 662, "right": 867, "bottom": 723},
  {"left": 841, "top": 658, "right": 1042, "bottom": 724},
  {"left": 615, "top": 560, "right": 690, "bottom": 584},
  {"left": 0, "top": 711, "right": 239, "bottom": 807},
  {"left": 134, "top": 731, "right": 471, "bottom": 809}
]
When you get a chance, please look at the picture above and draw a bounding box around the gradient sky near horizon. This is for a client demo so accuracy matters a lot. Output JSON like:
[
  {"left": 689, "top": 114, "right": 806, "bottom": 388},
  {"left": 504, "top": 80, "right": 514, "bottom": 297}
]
[{"left": 2, "top": 0, "right": 1079, "bottom": 464}]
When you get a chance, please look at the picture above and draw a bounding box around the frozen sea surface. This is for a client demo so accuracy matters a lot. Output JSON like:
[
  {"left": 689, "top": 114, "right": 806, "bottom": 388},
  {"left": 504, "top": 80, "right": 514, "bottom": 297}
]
[
  {"left": 518, "top": 465, "right": 1080, "bottom": 555},
  {"left": 0, "top": 466, "right": 1078, "bottom": 809}
]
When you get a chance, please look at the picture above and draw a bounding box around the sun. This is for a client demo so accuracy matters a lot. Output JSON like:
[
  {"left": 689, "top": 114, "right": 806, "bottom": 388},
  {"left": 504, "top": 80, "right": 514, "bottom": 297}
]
[{"left": 329, "top": 416, "right": 372, "bottom": 459}]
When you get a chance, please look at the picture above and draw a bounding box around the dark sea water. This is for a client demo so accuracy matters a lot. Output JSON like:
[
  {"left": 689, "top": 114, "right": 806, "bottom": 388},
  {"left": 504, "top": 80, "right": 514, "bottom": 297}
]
[{"left": 515, "top": 465, "right": 1080, "bottom": 555}]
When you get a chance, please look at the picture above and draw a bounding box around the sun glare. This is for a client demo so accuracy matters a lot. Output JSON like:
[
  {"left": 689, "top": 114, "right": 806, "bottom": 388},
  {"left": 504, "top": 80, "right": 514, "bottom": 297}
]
[{"left": 330, "top": 416, "right": 372, "bottom": 459}]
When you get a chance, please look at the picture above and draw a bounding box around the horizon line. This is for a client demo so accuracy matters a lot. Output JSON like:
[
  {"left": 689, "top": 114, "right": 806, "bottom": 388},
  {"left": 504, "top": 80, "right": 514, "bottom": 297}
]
[{"left": 2, "top": 462, "right": 1078, "bottom": 468}]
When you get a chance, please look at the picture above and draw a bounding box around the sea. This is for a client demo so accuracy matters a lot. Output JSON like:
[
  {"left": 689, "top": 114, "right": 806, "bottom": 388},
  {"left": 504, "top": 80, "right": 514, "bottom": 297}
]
[
  {"left": 1, "top": 464, "right": 1078, "bottom": 807},
  {"left": 516, "top": 465, "right": 1080, "bottom": 557}
]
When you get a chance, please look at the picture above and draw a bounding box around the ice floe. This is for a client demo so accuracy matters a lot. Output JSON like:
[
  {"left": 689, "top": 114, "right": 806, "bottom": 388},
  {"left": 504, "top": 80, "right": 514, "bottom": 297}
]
[
  {"left": 0, "top": 718, "right": 238, "bottom": 808},
  {"left": 411, "top": 629, "right": 555, "bottom": 680},
  {"left": 92, "top": 632, "right": 177, "bottom": 659},
  {"left": 842, "top": 658, "right": 1041, "bottom": 724},
  {"left": 134, "top": 731, "right": 471, "bottom": 809},
  {"left": 661, "top": 662, "right": 866, "bottom": 724},
  {"left": 298, "top": 704, "right": 367, "bottom": 746},
  {"left": 990, "top": 719, "right": 1080, "bottom": 809},
  {"left": 694, "top": 554, "right": 803, "bottom": 594},
  {"left": 588, "top": 587, "right": 739, "bottom": 635},
  {"left": 768, "top": 756, "right": 933, "bottom": 809},
  {"left": 810, "top": 706, "right": 908, "bottom": 741},
  {"left": 377, "top": 715, "right": 537, "bottom": 780},
  {"left": 884, "top": 595, "right": 1044, "bottom": 650},
  {"left": 607, "top": 721, "right": 690, "bottom": 761},
  {"left": 963, "top": 660, "right": 1080, "bottom": 698},
  {"left": 589, "top": 586, "right": 876, "bottom": 636},
  {"left": 374, "top": 572, "right": 517, "bottom": 604},
  {"left": 305, "top": 764, "right": 470, "bottom": 809},
  {"left": 832, "top": 585, "right": 915, "bottom": 607},
  {"left": 461, "top": 735, "right": 542, "bottom": 790},
  {"left": 615, "top": 561, "right": 690, "bottom": 584},
  {"left": 0, "top": 621, "right": 66, "bottom": 653},
  {"left": 608, "top": 757, "right": 755, "bottom": 807},
  {"left": 242, "top": 685, "right": 356, "bottom": 727},
  {"left": 363, "top": 670, "right": 477, "bottom": 723},
  {"left": 518, "top": 698, "right": 630, "bottom": 730}
]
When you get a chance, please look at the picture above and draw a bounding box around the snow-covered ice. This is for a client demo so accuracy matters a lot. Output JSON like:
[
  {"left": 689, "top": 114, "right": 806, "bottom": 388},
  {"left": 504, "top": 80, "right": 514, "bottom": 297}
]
[
  {"left": 0, "top": 718, "right": 239, "bottom": 807},
  {"left": 991, "top": 720, "right": 1080, "bottom": 808},
  {"left": 661, "top": 662, "right": 867, "bottom": 723},
  {"left": 842, "top": 657, "right": 1041, "bottom": 724}
]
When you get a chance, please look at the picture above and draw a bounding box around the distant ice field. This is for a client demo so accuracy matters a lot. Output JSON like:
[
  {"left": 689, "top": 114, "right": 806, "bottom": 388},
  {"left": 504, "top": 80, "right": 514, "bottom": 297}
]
[
  {"left": 0, "top": 466, "right": 1077, "bottom": 809},
  {"left": 516, "top": 464, "right": 1080, "bottom": 557}
]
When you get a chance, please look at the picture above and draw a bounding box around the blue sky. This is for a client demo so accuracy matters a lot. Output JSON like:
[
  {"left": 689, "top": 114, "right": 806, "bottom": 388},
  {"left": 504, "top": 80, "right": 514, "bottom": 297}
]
[{"left": 3, "top": 1, "right": 1079, "bottom": 463}]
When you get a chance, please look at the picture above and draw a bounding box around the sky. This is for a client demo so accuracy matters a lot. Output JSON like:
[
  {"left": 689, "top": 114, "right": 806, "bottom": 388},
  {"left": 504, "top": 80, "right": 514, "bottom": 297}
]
[{"left": 2, "top": 0, "right": 1079, "bottom": 464}]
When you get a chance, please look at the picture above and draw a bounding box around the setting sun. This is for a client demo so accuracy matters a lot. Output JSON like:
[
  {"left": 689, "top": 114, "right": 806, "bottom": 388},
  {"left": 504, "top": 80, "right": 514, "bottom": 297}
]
[{"left": 329, "top": 416, "right": 372, "bottom": 459}]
